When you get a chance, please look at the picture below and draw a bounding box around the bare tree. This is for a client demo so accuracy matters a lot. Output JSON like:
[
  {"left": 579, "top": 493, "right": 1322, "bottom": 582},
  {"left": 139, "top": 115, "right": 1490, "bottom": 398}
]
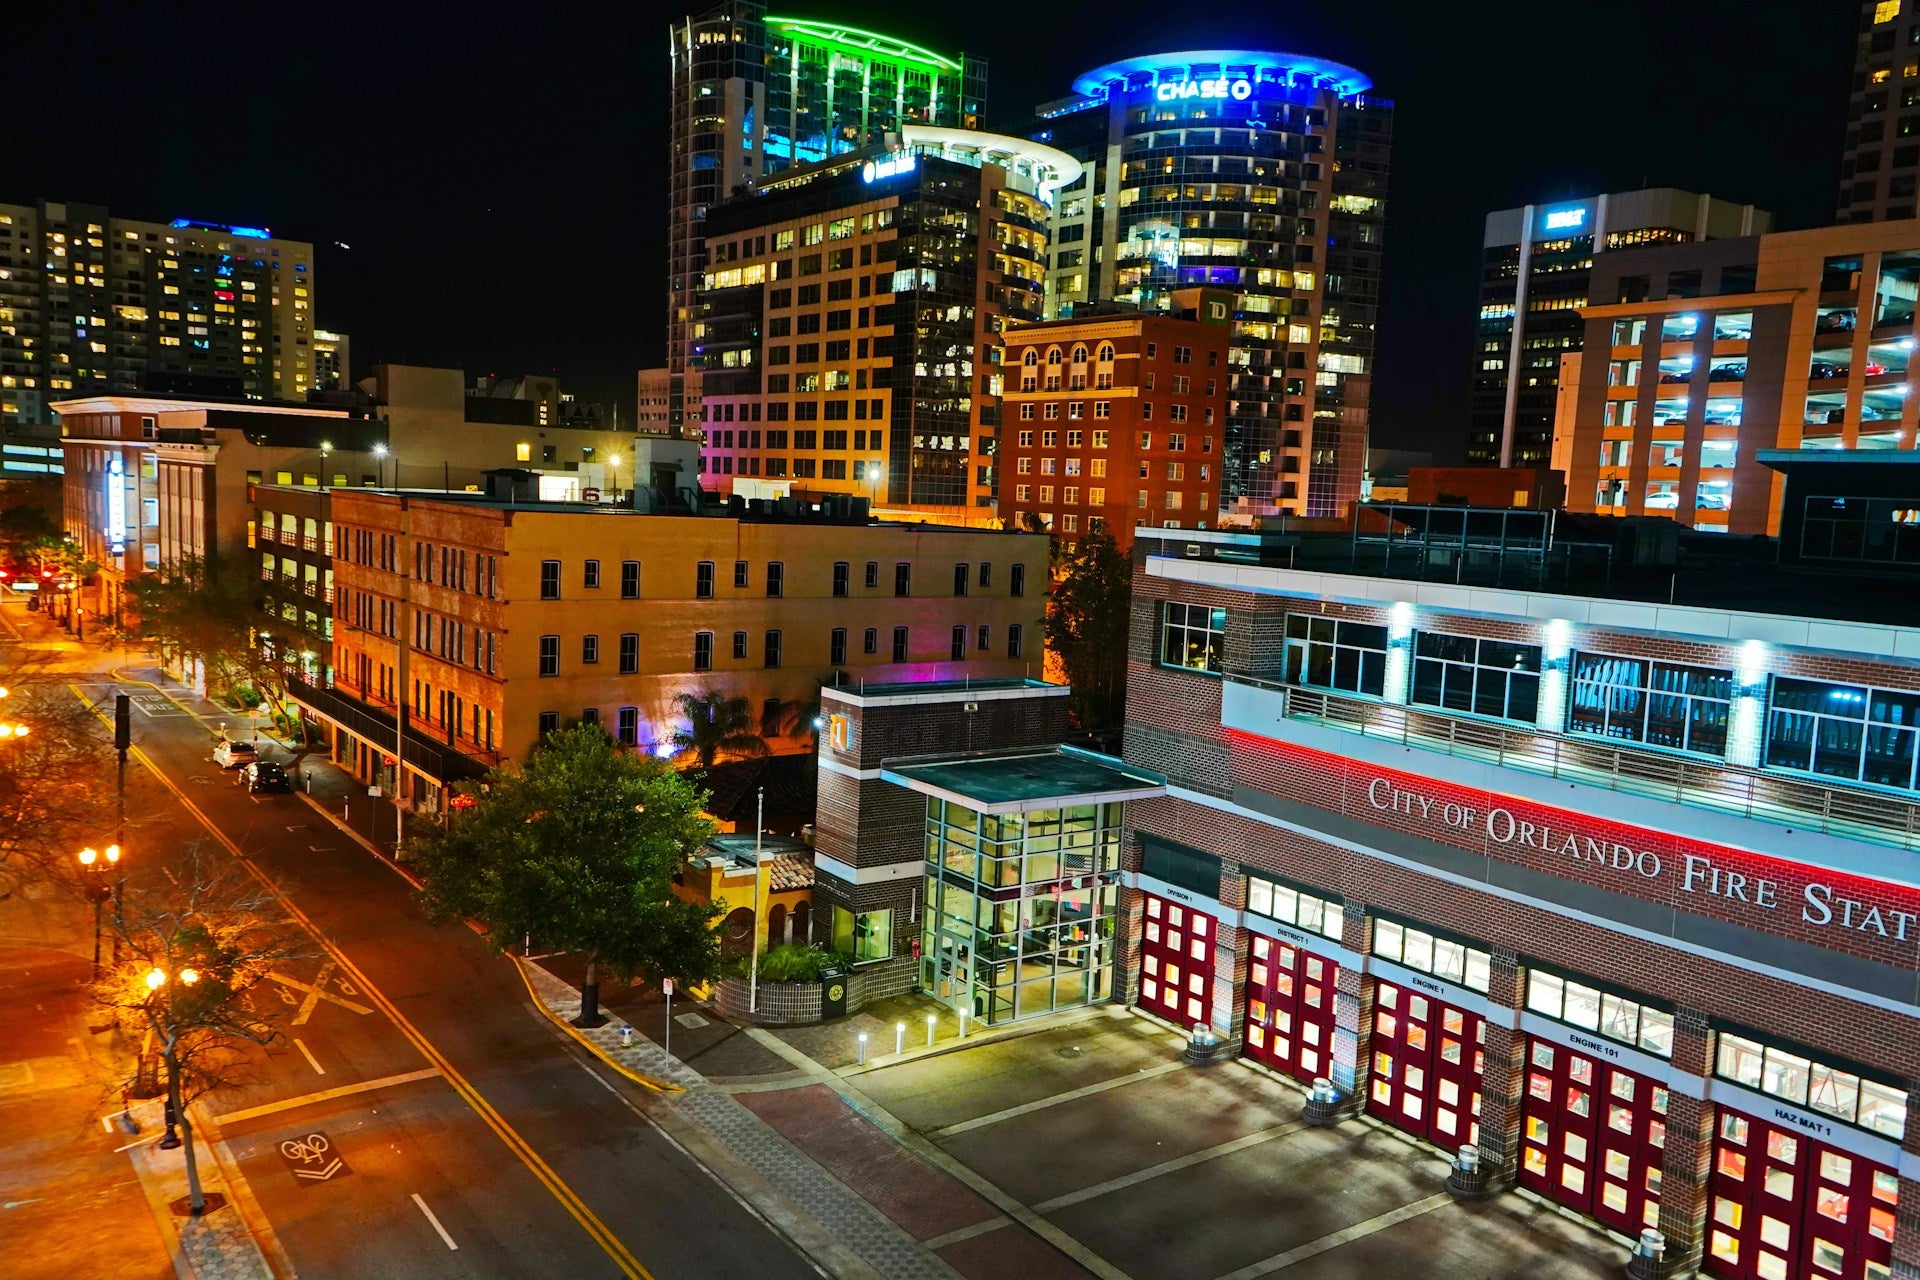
[
  {"left": 0, "top": 670, "right": 113, "bottom": 897},
  {"left": 96, "top": 844, "right": 309, "bottom": 1214}
]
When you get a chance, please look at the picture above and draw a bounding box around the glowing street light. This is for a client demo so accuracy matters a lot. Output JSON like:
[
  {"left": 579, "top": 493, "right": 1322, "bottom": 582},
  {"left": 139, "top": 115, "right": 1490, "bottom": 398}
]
[{"left": 78, "top": 844, "right": 122, "bottom": 974}]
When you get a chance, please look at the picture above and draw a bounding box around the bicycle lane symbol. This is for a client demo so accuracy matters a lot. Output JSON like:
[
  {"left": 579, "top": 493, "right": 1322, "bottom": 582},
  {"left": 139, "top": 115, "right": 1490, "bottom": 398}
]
[{"left": 278, "top": 1131, "right": 352, "bottom": 1186}]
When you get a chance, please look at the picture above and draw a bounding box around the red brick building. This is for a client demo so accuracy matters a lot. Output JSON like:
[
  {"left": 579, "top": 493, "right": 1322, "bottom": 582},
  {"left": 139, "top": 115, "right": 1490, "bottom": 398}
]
[
  {"left": 1121, "top": 522, "right": 1920, "bottom": 1280},
  {"left": 995, "top": 311, "right": 1231, "bottom": 549}
]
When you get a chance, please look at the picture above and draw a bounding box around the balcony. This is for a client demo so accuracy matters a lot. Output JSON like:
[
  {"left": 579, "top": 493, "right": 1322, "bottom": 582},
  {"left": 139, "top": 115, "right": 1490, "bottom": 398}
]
[{"left": 1228, "top": 676, "right": 1920, "bottom": 856}]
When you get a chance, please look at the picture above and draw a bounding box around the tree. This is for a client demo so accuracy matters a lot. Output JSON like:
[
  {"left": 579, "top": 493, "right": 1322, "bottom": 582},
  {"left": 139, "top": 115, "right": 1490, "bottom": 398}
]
[
  {"left": 410, "top": 725, "right": 724, "bottom": 1027},
  {"left": 126, "top": 554, "right": 302, "bottom": 730},
  {"left": 668, "top": 689, "right": 771, "bottom": 771},
  {"left": 1044, "top": 527, "right": 1132, "bottom": 733},
  {"left": 0, "top": 670, "right": 115, "bottom": 897},
  {"left": 97, "top": 845, "right": 307, "bottom": 1214}
]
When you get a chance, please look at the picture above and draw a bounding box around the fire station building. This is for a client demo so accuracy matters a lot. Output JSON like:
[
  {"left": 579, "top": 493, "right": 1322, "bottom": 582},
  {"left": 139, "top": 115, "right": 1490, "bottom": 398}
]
[{"left": 1120, "top": 516, "right": 1920, "bottom": 1280}]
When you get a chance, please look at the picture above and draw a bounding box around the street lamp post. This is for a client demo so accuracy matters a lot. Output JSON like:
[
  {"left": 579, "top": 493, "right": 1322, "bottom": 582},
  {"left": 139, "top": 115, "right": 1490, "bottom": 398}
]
[
  {"left": 77, "top": 845, "right": 120, "bottom": 976},
  {"left": 748, "top": 787, "right": 766, "bottom": 1014},
  {"left": 372, "top": 442, "right": 389, "bottom": 489},
  {"left": 144, "top": 967, "right": 205, "bottom": 1209}
]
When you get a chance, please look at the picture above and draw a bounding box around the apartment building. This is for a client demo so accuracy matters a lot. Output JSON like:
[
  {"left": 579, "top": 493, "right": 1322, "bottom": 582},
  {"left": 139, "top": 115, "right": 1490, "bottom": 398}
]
[
  {"left": 995, "top": 306, "right": 1232, "bottom": 546},
  {"left": 1838, "top": 0, "right": 1920, "bottom": 223},
  {"left": 696, "top": 129, "right": 1078, "bottom": 519},
  {"left": 298, "top": 482, "right": 1048, "bottom": 814},
  {"left": 1122, "top": 518, "right": 1920, "bottom": 1279}
]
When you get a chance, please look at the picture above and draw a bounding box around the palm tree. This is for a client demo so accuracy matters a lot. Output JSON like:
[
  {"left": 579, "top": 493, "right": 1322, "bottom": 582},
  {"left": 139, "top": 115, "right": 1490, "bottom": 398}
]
[{"left": 667, "top": 690, "right": 771, "bottom": 771}]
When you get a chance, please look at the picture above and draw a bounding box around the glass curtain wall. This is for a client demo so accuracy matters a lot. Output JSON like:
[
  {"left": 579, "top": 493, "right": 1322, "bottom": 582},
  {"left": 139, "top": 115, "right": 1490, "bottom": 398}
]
[{"left": 922, "top": 797, "right": 1122, "bottom": 1023}]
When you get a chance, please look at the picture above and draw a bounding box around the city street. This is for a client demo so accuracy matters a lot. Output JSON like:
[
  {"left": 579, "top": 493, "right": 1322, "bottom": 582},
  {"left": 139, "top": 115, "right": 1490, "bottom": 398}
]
[{"left": 0, "top": 597, "right": 820, "bottom": 1280}]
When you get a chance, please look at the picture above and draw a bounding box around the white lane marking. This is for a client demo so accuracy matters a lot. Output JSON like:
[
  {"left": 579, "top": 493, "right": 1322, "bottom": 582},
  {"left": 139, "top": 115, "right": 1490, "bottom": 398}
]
[
  {"left": 293, "top": 1037, "right": 325, "bottom": 1075},
  {"left": 266, "top": 970, "right": 372, "bottom": 1016},
  {"left": 214, "top": 1067, "right": 441, "bottom": 1125},
  {"left": 412, "top": 1193, "right": 458, "bottom": 1250}
]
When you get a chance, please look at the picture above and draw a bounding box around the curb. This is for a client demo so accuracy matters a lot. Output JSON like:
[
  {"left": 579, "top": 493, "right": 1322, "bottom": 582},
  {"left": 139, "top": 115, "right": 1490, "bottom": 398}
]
[
  {"left": 294, "top": 789, "right": 422, "bottom": 890},
  {"left": 512, "top": 956, "right": 685, "bottom": 1095}
]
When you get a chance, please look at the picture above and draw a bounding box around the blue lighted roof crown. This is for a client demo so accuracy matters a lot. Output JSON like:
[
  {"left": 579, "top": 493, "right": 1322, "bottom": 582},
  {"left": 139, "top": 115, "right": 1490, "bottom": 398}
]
[{"left": 1072, "top": 49, "right": 1372, "bottom": 100}]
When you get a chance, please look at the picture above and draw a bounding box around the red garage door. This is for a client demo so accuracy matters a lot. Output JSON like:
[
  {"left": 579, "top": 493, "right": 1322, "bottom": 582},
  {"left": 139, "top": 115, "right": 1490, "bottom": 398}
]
[
  {"left": 1243, "top": 934, "right": 1338, "bottom": 1084},
  {"left": 1519, "top": 1037, "right": 1668, "bottom": 1236},
  {"left": 1137, "top": 892, "right": 1214, "bottom": 1030},
  {"left": 1705, "top": 1107, "right": 1896, "bottom": 1280},
  {"left": 1367, "top": 980, "right": 1484, "bottom": 1152}
]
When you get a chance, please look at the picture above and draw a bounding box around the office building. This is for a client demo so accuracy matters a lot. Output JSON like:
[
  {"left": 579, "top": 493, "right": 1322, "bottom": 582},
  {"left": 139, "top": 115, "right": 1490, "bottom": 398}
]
[
  {"left": 1025, "top": 51, "right": 1392, "bottom": 518},
  {"left": 1470, "top": 189, "right": 1769, "bottom": 470},
  {"left": 695, "top": 129, "right": 1078, "bottom": 517},
  {"left": 0, "top": 201, "right": 324, "bottom": 429},
  {"left": 666, "top": 3, "right": 986, "bottom": 434},
  {"left": 1121, "top": 517, "right": 1920, "bottom": 1279},
  {"left": 995, "top": 306, "right": 1232, "bottom": 546},
  {"left": 296, "top": 482, "right": 1047, "bottom": 816},
  {"left": 1561, "top": 217, "right": 1920, "bottom": 535},
  {"left": 636, "top": 367, "right": 673, "bottom": 433},
  {"left": 1838, "top": 0, "right": 1920, "bottom": 223},
  {"left": 313, "top": 329, "right": 350, "bottom": 391}
]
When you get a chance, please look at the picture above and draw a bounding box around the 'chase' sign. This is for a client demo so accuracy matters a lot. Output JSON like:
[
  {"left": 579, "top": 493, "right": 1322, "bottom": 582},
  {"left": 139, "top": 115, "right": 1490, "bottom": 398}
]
[{"left": 1156, "top": 78, "right": 1254, "bottom": 103}]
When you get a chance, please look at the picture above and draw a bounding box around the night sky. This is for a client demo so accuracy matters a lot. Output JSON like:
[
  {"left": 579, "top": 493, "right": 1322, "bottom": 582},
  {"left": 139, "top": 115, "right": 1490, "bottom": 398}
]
[{"left": 17, "top": 0, "right": 1857, "bottom": 457}]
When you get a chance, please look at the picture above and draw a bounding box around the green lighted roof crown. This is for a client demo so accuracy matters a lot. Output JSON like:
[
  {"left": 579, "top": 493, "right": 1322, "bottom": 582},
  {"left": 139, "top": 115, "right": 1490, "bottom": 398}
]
[{"left": 767, "top": 16, "right": 963, "bottom": 72}]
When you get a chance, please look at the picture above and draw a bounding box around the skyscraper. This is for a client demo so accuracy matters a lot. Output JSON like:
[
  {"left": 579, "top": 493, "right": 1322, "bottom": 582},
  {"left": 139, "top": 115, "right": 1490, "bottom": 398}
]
[
  {"left": 1838, "top": 0, "right": 1920, "bottom": 223},
  {"left": 666, "top": 3, "right": 985, "bottom": 434},
  {"left": 0, "top": 199, "right": 320, "bottom": 428},
  {"left": 1469, "top": 189, "right": 1768, "bottom": 469},
  {"left": 1024, "top": 50, "right": 1390, "bottom": 518}
]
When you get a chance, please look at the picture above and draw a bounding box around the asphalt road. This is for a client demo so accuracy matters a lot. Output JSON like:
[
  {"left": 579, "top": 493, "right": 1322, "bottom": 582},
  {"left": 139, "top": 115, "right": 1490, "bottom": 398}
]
[{"left": 61, "top": 670, "right": 820, "bottom": 1280}]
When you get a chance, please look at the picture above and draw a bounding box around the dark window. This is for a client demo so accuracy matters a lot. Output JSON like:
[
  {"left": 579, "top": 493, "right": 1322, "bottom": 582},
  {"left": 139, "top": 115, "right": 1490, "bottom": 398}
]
[
  {"left": 766, "top": 561, "right": 784, "bottom": 598},
  {"left": 1569, "top": 654, "right": 1732, "bottom": 757},
  {"left": 538, "top": 711, "right": 559, "bottom": 737},
  {"left": 540, "top": 560, "right": 560, "bottom": 599},
  {"left": 538, "top": 635, "right": 560, "bottom": 677},
  {"left": 979, "top": 562, "right": 992, "bottom": 589},
  {"left": 950, "top": 625, "right": 967, "bottom": 661},
  {"left": 582, "top": 634, "right": 600, "bottom": 664},
  {"left": 617, "top": 706, "right": 638, "bottom": 745},
  {"left": 863, "top": 627, "right": 878, "bottom": 654},
  {"left": 696, "top": 560, "right": 715, "bottom": 598},
  {"left": 621, "top": 560, "right": 640, "bottom": 599},
  {"left": 892, "top": 626, "right": 909, "bottom": 662},
  {"left": 619, "top": 633, "right": 639, "bottom": 674},
  {"left": 693, "top": 632, "right": 713, "bottom": 671},
  {"left": 1411, "top": 633, "right": 1542, "bottom": 724},
  {"left": 1160, "top": 602, "right": 1226, "bottom": 673},
  {"left": 1009, "top": 623, "right": 1024, "bottom": 659},
  {"left": 732, "top": 630, "right": 748, "bottom": 660},
  {"left": 733, "top": 560, "right": 749, "bottom": 589},
  {"left": 953, "top": 563, "right": 969, "bottom": 596},
  {"left": 833, "top": 561, "right": 850, "bottom": 597},
  {"left": 581, "top": 707, "right": 600, "bottom": 727},
  {"left": 1284, "top": 615, "right": 1388, "bottom": 697},
  {"left": 583, "top": 559, "right": 601, "bottom": 589},
  {"left": 831, "top": 627, "right": 847, "bottom": 665},
  {"left": 765, "top": 630, "right": 783, "bottom": 668},
  {"left": 977, "top": 624, "right": 990, "bottom": 651},
  {"left": 1766, "top": 677, "right": 1920, "bottom": 793},
  {"left": 894, "top": 562, "right": 910, "bottom": 597},
  {"left": 1010, "top": 563, "right": 1027, "bottom": 597}
]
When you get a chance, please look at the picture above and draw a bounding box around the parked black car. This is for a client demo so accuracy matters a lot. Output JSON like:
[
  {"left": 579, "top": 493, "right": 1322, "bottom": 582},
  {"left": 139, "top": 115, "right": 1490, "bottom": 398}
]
[{"left": 245, "top": 761, "right": 292, "bottom": 794}]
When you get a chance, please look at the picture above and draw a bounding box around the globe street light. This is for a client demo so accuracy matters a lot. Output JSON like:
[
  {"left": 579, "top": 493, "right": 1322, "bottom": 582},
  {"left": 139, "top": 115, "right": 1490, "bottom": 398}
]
[
  {"left": 146, "top": 965, "right": 201, "bottom": 1169},
  {"left": 78, "top": 844, "right": 121, "bottom": 974}
]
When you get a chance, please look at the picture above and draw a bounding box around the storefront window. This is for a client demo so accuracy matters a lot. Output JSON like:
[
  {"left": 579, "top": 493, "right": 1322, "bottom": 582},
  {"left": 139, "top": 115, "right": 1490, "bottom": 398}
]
[
  {"left": 1373, "top": 918, "right": 1491, "bottom": 992},
  {"left": 1526, "top": 971, "right": 1673, "bottom": 1057},
  {"left": 1243, "top": 874, "right": 1342, "bottom": 940},
  {"left": 831, "top": 905, "right": 892, "bottom": 964},
  {"left": 1716, "top": 1031, "right": 1907, "bottom": 1138}
]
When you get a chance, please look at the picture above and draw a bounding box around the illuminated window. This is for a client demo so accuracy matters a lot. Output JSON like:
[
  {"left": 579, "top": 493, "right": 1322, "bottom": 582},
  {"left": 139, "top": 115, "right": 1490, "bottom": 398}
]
[
  {"left": 1876, "top": 0, "right": 1901, "bottom": 22},
  {"left": 515, "top": 442, "right": 531, "bottom": 462}
]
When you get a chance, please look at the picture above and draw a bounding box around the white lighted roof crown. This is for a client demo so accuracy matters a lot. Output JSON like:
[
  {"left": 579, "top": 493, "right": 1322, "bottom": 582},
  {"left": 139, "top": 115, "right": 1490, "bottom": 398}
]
[
  {"left": 899, "top": 126, "right": 1085, "bottom": 201},
  {"left": 1072, "top": 49, "right": 1372, "bottom": 100}
]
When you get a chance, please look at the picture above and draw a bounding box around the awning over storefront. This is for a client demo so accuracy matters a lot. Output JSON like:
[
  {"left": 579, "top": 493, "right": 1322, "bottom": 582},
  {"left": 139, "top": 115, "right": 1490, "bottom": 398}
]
[
  {"left": 882, "top": 746, "right": 1165, "bottom": 815},
  {"left": 287, "top": 676, "right": 492, "bottom": 786}
]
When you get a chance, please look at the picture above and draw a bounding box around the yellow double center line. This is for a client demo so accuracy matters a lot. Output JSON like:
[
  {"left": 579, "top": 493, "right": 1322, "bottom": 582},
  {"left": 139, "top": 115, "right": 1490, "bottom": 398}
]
[{"left": 75, "top": 686, "right": 655, "bottom": 1280}]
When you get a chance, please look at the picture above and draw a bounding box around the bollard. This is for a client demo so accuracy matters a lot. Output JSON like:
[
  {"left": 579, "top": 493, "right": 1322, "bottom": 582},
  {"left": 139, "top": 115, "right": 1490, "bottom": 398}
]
[
  {"left": 1302, "top": 1076, "right": 1346, "bottom": 1127},
  {"left": 1624, "top": 1228, "right": 1669, "bottom": 1280},
  {"left": 619, "top": 1024, "right": 633, "bottom": 1049},
  {"left": 1182, "top": 1021, "right": 1226, "bottom": 1066},
  {"left": 958, "top": 1007, "right": 969, "bottom": 1038},
  {"left": 856, "top": 1031, "right": 868, "bottom": 1066},
  {"left": 1444, "top": 1142, "right": 1497, "bottom": 1201},
  {"left": 926, "top": 1012, "right": 936, "bottom": 1048},
  {"left": 895, "top": 1022, "right": 906, "bottom": 1056}
]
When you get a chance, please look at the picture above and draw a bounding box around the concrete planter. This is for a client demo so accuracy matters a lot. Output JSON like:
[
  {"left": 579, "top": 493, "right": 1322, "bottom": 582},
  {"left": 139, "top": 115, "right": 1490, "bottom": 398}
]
[{"left": 714, "top": 966, "right": 898, "bottom": 1025}]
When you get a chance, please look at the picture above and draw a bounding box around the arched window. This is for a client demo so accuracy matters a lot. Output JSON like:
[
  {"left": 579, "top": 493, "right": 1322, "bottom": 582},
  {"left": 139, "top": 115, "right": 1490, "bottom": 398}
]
[
  {"left": 1022, "top": 348, "right": 1039, "bottom": 366},
  {"left": 1071, "top": 344, "right": 1089, "bottom": 364},
  {"left": 1047, "top": 347, "right": 1064, "bottom": 366},
  {"left": 1096, "top": 343, "right": 1115, "bottom": 363}
]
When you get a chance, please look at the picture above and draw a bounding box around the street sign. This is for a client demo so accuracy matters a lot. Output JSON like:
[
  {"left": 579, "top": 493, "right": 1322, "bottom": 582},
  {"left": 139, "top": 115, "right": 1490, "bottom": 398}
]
[
  {"left": 278, "top": 1132, "right": 350, "bottom": 1185},
  {"left": 661, "top": 978, "right": 674, "bottom": 997}
]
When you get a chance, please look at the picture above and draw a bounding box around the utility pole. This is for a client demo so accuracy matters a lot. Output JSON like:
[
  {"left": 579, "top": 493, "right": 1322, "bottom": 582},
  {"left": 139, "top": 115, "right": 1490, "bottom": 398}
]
[
  {"left": 748, "top": 787, "right": 766, "bottom": 1014},
  {"left": 113, "top": 694, "right": 129, "bottom": 961}
]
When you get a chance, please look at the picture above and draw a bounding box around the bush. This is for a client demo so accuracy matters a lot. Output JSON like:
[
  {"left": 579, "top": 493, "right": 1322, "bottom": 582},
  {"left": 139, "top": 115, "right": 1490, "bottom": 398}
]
[
  {"left": 221, "top": 686, "right": 264, "bottom": 710},
  {"left": 757, "top": 943, "right": 841, "bottom": 983}
]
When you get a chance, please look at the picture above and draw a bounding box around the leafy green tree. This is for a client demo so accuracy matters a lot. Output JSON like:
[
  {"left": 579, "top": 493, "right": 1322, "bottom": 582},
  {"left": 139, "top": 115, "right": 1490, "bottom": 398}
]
[
  {"left": 410, "top": 725, "right": 723, "bottom": 1026},
  {"left": 126, "top": 554, "right": 302, "bottom": 727},
  {"left": 1044, "top": 526, "right": 1132, "bottom": 733},
  {"left": 668, "top": 689, "right": 771, "bottom": 771}
]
